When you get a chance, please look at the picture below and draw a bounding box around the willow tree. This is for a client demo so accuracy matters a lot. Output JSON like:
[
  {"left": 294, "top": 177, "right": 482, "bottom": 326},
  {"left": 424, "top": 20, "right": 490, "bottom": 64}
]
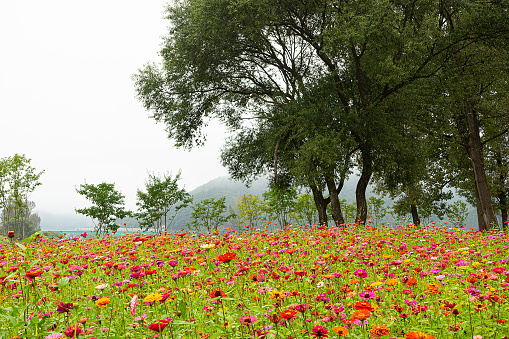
[{"left": 134, "top": 0, "right": 508, "bottom": 227}]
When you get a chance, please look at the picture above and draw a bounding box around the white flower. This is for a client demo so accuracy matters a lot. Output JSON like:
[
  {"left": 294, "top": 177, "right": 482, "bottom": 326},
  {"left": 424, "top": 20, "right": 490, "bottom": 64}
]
[
  {"left": 95, "top": 283, "right": 109, "bottom": 290},
  {"left": 317, "top": 281, "right": 325, "bottom": 288}
]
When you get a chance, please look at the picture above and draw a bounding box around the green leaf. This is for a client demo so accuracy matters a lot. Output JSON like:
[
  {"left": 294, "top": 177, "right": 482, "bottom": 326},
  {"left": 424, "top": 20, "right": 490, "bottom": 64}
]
[
  {"left": 15, "top": 243, "right": 26, "bottom": 252},
  {"left": 179, "top": 300, "right": 187, "bottom": 319},
  {"left": 58, "top": 277, "right": 70, "bottom": 288},
  {"left": 172, "top": 320, "right": 195, "bottom": 326}
]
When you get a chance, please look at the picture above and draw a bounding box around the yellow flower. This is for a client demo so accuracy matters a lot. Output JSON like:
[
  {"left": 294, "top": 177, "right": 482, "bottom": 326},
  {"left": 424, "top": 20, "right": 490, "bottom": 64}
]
[
  {"left": 143, "top": 293, "right": 163, "bottom": 303},
  {"left": 370, "top": 282, "right": 383, "bottom": 287},
  {"left": 472, "top": 262, "right": 480, "bottom": 268},
  {"left": 268, "top": 290, "right": 284, "bottom": 299},
  {"left": 200, "top": 243, "right": 215, "bottom": 249}
]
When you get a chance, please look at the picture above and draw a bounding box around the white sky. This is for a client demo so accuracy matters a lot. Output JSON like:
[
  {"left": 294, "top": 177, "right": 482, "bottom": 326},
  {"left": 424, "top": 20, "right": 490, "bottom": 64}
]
[{"left": 0, "top": 1, "right": 229, "bottom": 215}]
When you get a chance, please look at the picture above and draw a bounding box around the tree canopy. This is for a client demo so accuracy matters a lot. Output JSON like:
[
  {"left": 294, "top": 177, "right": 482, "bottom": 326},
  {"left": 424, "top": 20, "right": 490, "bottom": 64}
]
[{"left": 135, "top": 0, "right": 509, "bottom": 230}]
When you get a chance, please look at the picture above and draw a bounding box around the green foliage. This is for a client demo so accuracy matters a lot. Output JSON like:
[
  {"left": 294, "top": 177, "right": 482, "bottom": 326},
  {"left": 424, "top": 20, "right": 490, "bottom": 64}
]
[
  {"left": 339, "top": 199, "right": 357, "bottom": 222},
  {"left": 293, "top": 193, "right": 318, "bottom": 226},
  {"left": 134, "top": 0, "right": 509, "bottom": 231},
  {"left": 136, "top": 171, "right": 192, "bottom": 234},
  {"left": 0, "top": 154, "right": 44, "bottom": 239},
  {"left": 367, "top": 196, "right": 387, "bottom": 222},
  {"left": 75, "top": 182, "right": 131, "bottom": 237},
  {"left": 446, "top": 201, "right": 470, "bottom": 225},
  {"left": 262, "top": 185, "right": 296, "bottom": 227},
  {"left": 187, "top": 196, "right": 235, "bottom": 233}
]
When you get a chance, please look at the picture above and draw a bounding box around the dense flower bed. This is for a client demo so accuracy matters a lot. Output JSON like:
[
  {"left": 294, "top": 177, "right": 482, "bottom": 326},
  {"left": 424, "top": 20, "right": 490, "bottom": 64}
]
[{"left": 0, "top": 224, "right": 508, "bottom": 339}]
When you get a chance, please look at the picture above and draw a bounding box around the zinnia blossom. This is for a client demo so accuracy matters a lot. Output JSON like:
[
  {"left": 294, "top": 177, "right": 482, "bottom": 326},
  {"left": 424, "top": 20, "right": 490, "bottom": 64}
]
[
  {"left": 279, "top": 310, "right": 297, "bottom": 319},
  {"left": 209, "top": 288, "right": 227, "bottom": 298},
  {"left": 64, "top": 324, "right": 84, "bottom": 338},
  {"left": 239, "top": 314, "right": 258, "bottom": 325},
  {"left": 144, "top": 293, "right": 163, "bottom": 303},
  {"left": 147, "top": 318, "right": 172, "bottom": 332},
  {"left": 218, "top": 252, "right": 237, "bottom": 263},
  {"left": 353, "top": 269, "right": 367, "bottom": 278},
  {"left": 311, "top": 325, "right": 328, "bottom": 338},
  {"left": 354, "top": 301, "right": 374, "bottom": 311},
  {"left": 406, "top": 331, "right": 436, "bottom": 339},
  {"left": 96, "top": 297, "right": 110, "bottom": 307},
  {"left": 332, "top": 326, "right": 349, "bottom": 335},
  {"left": 358, "top": 290, "right": 375, "bottom": 300},
  {"left": 370, "top": 324, "right": 390, "bottom": 336},
  {"left": 129, "top": 294, "right": 138, "bottom": 316},
  {"left": 352, "top": 310, "right": 371, "bottom": 321}
]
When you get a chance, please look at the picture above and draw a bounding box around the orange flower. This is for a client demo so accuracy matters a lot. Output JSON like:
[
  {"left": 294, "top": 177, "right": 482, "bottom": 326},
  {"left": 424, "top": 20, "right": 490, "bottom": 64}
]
[
  {"left": 96, "top": 297, "right": 110, "bottom": 307},
  {"left": 370, "top": 324, "right": 390, "bottom": 336},
  {"left": 332, "top": 326, "right": 349, "bottom": 335},
  {"left": 352, "top": 310, "right": 372, "bottom": 321},
  {"left": 406, "top": 331, "right": 436, "bottom": 339},
  {"left": 406, "top": 278, "right": 418, "bottom": 286},
  {"left": 354, "top": 301, "right": 374, "bottom": 311}
]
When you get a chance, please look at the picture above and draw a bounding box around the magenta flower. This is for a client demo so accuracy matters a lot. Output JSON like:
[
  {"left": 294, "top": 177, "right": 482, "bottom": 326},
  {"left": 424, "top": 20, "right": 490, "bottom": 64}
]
[
  {"left": 64, "top": 324, "right": 84, "bottom": 338},
  {"left": 353, "top": 269, "right": 367, "bottom": 278},
  {"left": 311, "top": 325, "right": 329, "bottom": 338},
  {"left": 358, "top": 290, "right": 375, "bottom": 300}
]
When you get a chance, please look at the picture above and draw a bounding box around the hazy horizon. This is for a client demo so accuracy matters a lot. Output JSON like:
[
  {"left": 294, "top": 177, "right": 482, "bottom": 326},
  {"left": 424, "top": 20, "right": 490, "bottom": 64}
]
[{"left": 1, "top": 1, "right": 230, "bottom": 217}]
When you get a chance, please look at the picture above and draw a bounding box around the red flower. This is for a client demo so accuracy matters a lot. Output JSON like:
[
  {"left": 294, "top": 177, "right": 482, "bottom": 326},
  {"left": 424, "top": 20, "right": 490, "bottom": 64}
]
[
  {"left": 148, "top": 318, "right": 172, "bottom": 332},
  {"left": 279, "top": 310, "right": 297, "bottom": 319},
  {"left": 218, "top": 252, "right": 237, "bottom": 263},
  {"left": 209, "top": 288, "right": 227, "bottom": 298}
]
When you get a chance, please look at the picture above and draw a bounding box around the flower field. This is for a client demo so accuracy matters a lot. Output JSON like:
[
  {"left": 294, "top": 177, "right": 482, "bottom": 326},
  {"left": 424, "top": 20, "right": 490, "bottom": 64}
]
[{"left": 0, "top": 224, "right": 508, "bottom": 339}]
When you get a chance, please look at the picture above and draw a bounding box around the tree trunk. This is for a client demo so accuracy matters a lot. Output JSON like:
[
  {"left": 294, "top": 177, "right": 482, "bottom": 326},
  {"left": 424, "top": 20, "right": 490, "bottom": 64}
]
[
  {"left": 496, "top": 151, "right": 508, "bottom": 228},
  {"left": 499, "top": 191, "right": 507, "bottom": 229},
  {"left": 310, "top": 184, "right": 329, "bottom": 226},
  {"left": 356, "top": 151, "right": 372, "bottom": 224},
  {"left": 463, "top": 96, "right": 499, "bottom": 231},
  {"left": 410, "top": 204, "right": 420, "bottom": 226},
  {"left": 325, "top": 176, "right": 345, "bottom": 226}
]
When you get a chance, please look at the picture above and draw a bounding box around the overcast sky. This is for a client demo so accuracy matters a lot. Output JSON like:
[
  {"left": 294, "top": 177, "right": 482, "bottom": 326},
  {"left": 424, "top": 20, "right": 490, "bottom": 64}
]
[{"left": 0, "top": 1, "right": 229, "bottom": 216}]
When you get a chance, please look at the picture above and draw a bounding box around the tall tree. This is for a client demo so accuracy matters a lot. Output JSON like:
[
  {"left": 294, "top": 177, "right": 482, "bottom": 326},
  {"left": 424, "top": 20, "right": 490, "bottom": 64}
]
[
  {"left": 134, "top": 0, "right": 508, "bottom": 228},
  {"left": 0, "top": 154, "right": 43, "bottom": 239}
]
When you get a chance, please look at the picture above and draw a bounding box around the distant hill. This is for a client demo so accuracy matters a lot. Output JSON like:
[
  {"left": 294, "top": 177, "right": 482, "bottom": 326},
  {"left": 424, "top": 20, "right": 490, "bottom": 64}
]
[
  {"left": 39, "top": 175, "right": 481, "bottom": 231},
  {"left": 169, "top": 176, "right": 269, "bottom": 230}
]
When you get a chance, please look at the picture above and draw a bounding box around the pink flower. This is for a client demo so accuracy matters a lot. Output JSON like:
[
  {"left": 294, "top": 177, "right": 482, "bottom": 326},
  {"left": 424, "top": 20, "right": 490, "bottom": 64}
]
[
  {"left": 239, "top": 314, "right": 258, "bottom": 325},
  {"left": 358, "top": 290, "right": 375, "bottom": 300},
  {"left": 129, "top": 295, "right": 138, "bottom": 316}
]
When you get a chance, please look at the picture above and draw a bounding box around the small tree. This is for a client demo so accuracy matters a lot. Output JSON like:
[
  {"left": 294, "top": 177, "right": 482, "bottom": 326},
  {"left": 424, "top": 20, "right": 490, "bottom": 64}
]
[
  {"left": 75, "top": 182, "right": 131, "bottom": 237},
  {"left": 263, "top": 185, "right": 296, "bottom": 228},
  {"left": 446, "top": 201, "right": 470, "bottom": 226},
  {"left": 187, "top": 196, "right": 235, "bottom": 233},
  {"left": 0, "top": 154, "right": 44, "bottom": 239},
  {"left": 340, "top": 199, "right": 357, "bottom": 222},
  {"left": 236, "top": 194, "right": 268, "bottom": 227},
  {"left": 368, "top": 196, "right": 387, "bottom": 224},
  {"left": 293, "top": 193, "right": 318, "bottom": 226},
  {"left": 136, "top": 171, "right": 192, "bottom": 234}
]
